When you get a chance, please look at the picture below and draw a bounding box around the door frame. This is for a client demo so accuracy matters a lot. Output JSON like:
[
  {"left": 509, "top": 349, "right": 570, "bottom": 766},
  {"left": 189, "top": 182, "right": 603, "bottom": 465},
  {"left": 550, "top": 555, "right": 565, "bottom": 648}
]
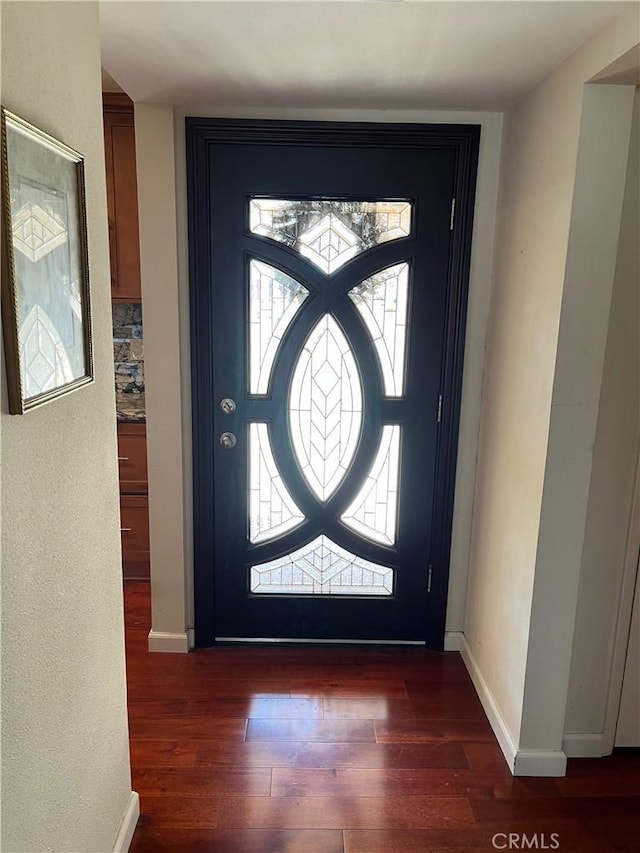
[
  {"left": 186, "top": 118, "right": 480, "bottom": 649},
  {"left": 605, "top": 446, "right": 640, "bottom": 751}
]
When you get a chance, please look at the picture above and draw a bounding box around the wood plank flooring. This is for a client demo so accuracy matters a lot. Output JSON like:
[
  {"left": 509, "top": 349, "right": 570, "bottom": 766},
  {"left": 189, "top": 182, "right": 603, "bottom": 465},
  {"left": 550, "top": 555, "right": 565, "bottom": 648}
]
[{"left": 125, "top": 582, "right": 640, "bottom": 852}]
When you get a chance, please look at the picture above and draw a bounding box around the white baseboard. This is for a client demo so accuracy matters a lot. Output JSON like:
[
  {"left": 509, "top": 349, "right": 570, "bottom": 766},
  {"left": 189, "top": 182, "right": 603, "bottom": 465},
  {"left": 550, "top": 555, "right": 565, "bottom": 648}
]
[
  {"left": 459, "top": 635, "right": 568, "bottom": 777},
  {"left": 514, "top": 750, "right": 567, "bottom": 777},
  {"left": 459, "top": 635, "right": 518, "bottom": 773},
  {"left": 112, "top": 791, "right": 139, "bottom": 853},
  {"left": 148, "top": 630, "right": 190, "bottom": 653},
  {"left": 444, "top": 631, "right": 463, "bottom": 651},
  {"left": 563, "top": 732, "right": 609, "bottom": 758}
]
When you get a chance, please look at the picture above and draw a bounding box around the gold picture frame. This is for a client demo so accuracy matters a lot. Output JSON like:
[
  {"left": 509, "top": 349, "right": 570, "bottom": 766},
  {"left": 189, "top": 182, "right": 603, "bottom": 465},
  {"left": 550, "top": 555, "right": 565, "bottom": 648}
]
[{"left": 1, "top": 108, "right": 93, "bottom": 414}]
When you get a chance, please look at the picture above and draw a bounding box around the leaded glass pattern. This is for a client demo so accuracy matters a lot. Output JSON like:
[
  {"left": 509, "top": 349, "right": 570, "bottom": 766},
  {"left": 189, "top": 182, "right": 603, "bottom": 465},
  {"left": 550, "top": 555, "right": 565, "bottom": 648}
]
[
  {"left": 249, "top": 199, "right": 412, "bottom": 274},
  {"left": 298, "top": 214, "right": 360, "bottom": 274},
  {"left": 349, "top": 263, "right": 409, "bottom": 397},
  {"left": 249, "top": 260, "right": 308, "bottom": 394},
  {"left": 249, "top": 423, "right": 305, "bottom": 543},
  {"left": 289, "top": 314, "right": 362, "bottom": 501},
  {"left": 250, "top": 535, "right": 394, "bottom": 595},
  {"left": 21, "top": 305, "right": 74, "bottom": 396},
  {"left": 341, "top": 425, "right": 400, "bottom": 546}
]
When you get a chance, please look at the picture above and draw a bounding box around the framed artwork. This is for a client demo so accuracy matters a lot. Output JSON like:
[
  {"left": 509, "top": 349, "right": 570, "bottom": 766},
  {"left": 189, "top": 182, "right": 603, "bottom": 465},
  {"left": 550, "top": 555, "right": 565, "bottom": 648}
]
[{"left": 1, "top": 107, "right": 93, "bottom": 414}]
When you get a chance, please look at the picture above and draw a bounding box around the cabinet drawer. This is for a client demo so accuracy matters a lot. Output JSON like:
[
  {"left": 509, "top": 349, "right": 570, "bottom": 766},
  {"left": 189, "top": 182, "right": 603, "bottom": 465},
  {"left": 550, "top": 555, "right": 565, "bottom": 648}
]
[
  {"left": 117, "top": 423, "right": 147, "bottom": 493},
  {"left": 120, "top": 495, "right": 150, "bottom": 580}
]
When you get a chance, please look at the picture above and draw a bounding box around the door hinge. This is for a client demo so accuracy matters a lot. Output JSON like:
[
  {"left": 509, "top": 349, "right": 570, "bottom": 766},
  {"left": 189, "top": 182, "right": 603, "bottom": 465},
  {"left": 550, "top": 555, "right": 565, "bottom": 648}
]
[
  {"left": 427, "top": 564, "right": 433, "bottom": 594},
  {"left": 437, "top": 394, "right": 443, "bottom": 423},
  {"left": 450, "top": 198, "right": 456, "bottom": 231}
]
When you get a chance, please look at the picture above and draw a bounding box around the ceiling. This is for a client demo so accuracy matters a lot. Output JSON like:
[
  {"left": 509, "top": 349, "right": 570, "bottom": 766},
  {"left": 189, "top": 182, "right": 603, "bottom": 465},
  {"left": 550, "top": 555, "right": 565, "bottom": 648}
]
[{"left": 100, "top": 1, "right": 634, "bottom": 111}]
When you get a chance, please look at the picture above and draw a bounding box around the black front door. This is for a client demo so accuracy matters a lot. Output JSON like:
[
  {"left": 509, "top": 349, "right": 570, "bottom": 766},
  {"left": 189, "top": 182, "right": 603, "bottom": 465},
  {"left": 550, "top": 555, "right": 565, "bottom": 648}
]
[{"left": 187, "top": 120, "right": 479, "bottom": 648}]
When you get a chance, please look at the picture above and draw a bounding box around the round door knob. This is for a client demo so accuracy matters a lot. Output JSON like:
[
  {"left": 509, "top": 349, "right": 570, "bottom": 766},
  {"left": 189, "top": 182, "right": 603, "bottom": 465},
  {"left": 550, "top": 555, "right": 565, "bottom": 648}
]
[
  {"left": 219, "top": 432, "right": 237, "bottom": 449},
  {"left": 220, "top": 398, "right": 236, "bottom": 414}
]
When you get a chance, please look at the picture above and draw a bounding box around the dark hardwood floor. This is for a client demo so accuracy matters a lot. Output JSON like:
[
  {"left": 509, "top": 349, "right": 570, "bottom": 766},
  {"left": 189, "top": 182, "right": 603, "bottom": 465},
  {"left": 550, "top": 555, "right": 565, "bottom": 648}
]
[{"left": 125, "top": 581, "right": 640, "bottom": 852}]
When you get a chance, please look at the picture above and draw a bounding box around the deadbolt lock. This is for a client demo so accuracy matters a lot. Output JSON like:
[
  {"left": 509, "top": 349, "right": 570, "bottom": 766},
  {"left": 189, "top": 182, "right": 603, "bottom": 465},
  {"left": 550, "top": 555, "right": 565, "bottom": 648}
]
[{"left": 219, "top": 432, "right": 237, "bottom": 449}]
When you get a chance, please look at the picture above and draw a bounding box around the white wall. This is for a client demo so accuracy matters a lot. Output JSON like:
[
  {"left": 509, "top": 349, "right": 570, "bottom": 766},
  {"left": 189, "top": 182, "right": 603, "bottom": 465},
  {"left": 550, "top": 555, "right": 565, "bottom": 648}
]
[
  {"left": 518, "top": 82, "right": 634, "bottom": 758},
  {"left": 134, "top": 104, "right": 502, "bottom": 647},
  {"left": 134, "top": 102, "right": 191, "bottom": 653},
  {"left": 463, "top": 6, "right": 639, "bottom": 774},
  {"left": 1, "top": 3, "right": 137, "bottom": 850},
  {"left": 564, "top": 87, "right": 640, "bottom": 749}
]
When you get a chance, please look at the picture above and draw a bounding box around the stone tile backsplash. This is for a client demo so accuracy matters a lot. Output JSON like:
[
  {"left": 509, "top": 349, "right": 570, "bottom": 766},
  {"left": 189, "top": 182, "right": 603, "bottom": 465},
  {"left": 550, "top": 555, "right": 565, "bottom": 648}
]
[{"left": 113, "top": 302, "right": 145, "bottom": 422}]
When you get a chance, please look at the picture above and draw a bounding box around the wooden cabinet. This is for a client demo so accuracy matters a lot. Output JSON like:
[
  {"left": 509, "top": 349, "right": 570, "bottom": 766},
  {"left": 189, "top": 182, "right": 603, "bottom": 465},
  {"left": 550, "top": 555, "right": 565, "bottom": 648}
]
[
  {"left": 120, "top": 495, "right": 150, "bottom": 579},
  {"left": 103, "top": 93, "right": 141, "bottom": 301},
  {"left": 105, "top": 92, "right": 149, "bottom": 579},
  {"left": 118, "top": 423, "right": 150, "bottom": 579},
  {"left": 117, "top": 423, "right": 148, "bottom": 494}
]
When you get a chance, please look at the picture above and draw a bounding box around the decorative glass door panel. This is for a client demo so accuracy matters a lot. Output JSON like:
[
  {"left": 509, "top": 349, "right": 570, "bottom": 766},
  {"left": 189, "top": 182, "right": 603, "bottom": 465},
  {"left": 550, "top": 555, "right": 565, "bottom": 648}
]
[
  {"left": 341, "top": 424, "right": 401, "bottom": 546},
  {"left": 250, "top": 535, "right": 394, "bottom": 595},
  {"left": 289, "top": 313, "right": 363, "bottom": 502},
  {"left": 189, "top": 125, "right": 470, "bottom": 644},
  {"left": 248, "top": 260, "right": 308, "bottom": 394},
  {"left": 248, "top": 422, "right": 304, "bottom": 544},
  {"left": 349, "top": 263, "right": 409, "bottom": 397},
  {"left": 250, "top": 199, "right": 412, "bottom": 274},
  {"left": 247, "top": 204, "right": 417, "bottom": 601}
]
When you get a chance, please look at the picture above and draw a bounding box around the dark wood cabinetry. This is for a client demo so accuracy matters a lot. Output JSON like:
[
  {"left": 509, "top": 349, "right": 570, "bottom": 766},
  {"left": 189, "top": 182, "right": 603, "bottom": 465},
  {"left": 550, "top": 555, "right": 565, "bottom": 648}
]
[
  {"left": 103, "top": 93, "right": 142, "bottom": 301},
  {"left": 120, "top": 496, "right": 150, "bottom": 579},
  {"left": 118, "top": 423, "right": 150, "bottom": 579},
  {"left": 117, "top": 423, "right": 148, "bottom": 494},
  {"left": 105, "top": 92, "right": 150, "bottom": 578}
]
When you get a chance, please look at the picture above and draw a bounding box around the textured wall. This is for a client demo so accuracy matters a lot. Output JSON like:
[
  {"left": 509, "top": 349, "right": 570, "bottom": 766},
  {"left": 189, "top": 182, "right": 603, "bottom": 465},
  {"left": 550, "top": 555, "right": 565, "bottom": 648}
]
[
  {"left": 464, "top": 7, "right": 639, "bottom": 751},
  {"left": 564, "top": 87, "right": 640, "bottom": 739},
  {"left": 1, "top": 3, "right": 134, "bottom": 850},
  {"left": 518, "top": 81, "right": 635, "bottom": 754}
]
